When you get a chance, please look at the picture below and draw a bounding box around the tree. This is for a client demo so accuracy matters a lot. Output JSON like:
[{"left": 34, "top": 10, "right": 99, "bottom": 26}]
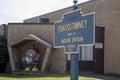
[{"left": 0, "top": 37, "right": 9, "bottom": 72}]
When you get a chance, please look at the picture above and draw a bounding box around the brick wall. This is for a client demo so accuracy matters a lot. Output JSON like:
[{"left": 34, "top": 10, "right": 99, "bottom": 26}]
[
  {"left": 8, "top": 23, "right": 54, "bottom": 45},
  {"left": 0, "top": 25, "right": 4, "bottom": 37},
  {"left": 8, "top": 23, "right": 66, "bottom": 73},
  {"left": 0, "top": 24, "right": 8, "bottom": 39},
  {"left": 23, "top": 0, "right": 120, "bottom": 75}
]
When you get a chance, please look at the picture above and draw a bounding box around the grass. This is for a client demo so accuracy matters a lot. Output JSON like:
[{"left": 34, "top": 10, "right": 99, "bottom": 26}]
[{"left": 0, "top": 73, "right": 96, "bottom": 80}]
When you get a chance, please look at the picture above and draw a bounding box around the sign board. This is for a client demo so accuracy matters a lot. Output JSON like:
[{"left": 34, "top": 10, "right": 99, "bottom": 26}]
[{"left": 54, "top": 9, "right": 95, "bottom": 53}]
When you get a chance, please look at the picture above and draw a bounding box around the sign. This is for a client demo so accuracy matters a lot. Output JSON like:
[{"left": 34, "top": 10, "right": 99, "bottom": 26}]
[{"left": 54, "top": 9, "right": 95, "bottom": 53}]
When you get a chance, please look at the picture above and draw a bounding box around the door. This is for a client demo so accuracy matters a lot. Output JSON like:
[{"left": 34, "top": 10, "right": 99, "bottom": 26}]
[
  {"left": 94, "top": 48, "right": 104, "bottom": 73},
  {"left": 94, "top": 27, "right": 104, "bottom": 73}
]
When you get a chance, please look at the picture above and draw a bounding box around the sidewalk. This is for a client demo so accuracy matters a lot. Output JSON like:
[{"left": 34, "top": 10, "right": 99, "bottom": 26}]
[{"left": 79, "top": 72, "right": 120, "bottom": 80}]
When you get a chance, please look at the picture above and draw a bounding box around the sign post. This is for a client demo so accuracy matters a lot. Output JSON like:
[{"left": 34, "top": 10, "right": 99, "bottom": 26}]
[
  {"left": 54, "top": 0, "right": 95, "bottom": 80},
  {"left": 71, "top": 1, "right": 79, "bottom": 80}
]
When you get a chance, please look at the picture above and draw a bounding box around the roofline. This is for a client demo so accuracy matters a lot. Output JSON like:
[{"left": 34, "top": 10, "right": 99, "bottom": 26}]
[
  {"left": 8, "top": 23, "right": 54, "bottom": 25},
  {"left": 24, "top": 0, "right": 93, "bottom": 21},
  {"left": 12, "top": 34, "right": 52, "bottom": 47}
]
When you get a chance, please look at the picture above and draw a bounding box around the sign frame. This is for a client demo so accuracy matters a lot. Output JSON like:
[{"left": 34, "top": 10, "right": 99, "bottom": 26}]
[{"left": 54, "top": 9, "right": 95, "bottom": 54}]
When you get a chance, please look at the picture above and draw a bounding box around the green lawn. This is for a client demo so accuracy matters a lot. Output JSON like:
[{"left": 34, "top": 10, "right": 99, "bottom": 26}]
[{"left": 0, "top": 73, "right": 96, "bottom": 80}]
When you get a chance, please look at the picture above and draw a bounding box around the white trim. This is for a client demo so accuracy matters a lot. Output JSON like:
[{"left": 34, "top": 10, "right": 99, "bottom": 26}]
[
  {"left": 8, "top": 45, "right": 16, "bottom": 71},
  {"left": 11, "top": 34, "right": 52, "bottom": 47},
  {"left": 41, "top": 47, "right": 51, "bottom": 72}
]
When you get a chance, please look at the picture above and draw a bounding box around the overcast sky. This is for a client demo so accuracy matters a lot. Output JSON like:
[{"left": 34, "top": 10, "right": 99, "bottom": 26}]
[{"left": 0, "top": 0, "right": 89, "bottom": 24}]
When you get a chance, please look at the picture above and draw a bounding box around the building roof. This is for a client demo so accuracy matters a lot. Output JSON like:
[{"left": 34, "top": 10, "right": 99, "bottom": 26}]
[
  {"left": 24, "top": 0, "right": 93, "bottom": 22},
  {"left": 11, "top": 34, "right": 52, "bottom": 47}
]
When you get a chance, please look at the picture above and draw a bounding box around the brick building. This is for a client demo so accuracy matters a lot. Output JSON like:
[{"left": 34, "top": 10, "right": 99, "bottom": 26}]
[
  {"left": 0, "top": 24, "right": 8, "bottom": 39},
  {"left": 8, "top": 0, "right": 120, "bottom": 75}
]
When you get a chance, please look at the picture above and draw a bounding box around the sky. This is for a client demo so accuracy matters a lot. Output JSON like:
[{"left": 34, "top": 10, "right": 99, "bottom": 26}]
[{"left": 0, "top": 0, "right": 89, "bottom": 24}]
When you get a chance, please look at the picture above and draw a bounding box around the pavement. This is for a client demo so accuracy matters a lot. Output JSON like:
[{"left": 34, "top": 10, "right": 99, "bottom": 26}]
[{"left": 79, "top": 72, "right": 120, "bottom": 80}]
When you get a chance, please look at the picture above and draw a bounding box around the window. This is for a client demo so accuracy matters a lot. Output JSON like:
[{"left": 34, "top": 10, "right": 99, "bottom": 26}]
[
  {"left": 66, "top": 46, "right": 93, "bottom": 61},
  {"left": 67, "top": 53, "right": 80, "bottom": 61},
  {"left": 81, "top": 46, "right": 93, "bottom": 61},
  {"left": 67, "top": 54, "right": 70, "bottom": 61}
]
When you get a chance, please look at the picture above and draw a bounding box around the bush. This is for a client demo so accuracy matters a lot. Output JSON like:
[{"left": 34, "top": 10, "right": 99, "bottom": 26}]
[{"left": 0, "top": 37, "right": 9, "bottom": 72}]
